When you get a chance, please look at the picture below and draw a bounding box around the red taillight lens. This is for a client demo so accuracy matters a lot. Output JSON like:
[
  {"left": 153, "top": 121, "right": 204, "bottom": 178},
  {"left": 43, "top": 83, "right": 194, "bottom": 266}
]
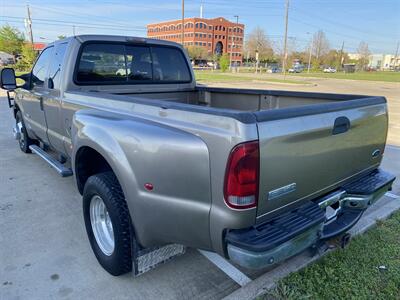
[{"left": 224, "top": 141, "right": 259, "bottom": 209}]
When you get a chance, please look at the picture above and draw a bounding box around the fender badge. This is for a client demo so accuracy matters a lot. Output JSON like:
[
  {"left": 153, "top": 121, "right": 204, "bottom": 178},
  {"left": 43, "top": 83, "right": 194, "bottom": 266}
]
[{"left": 268, "top": 183, "right": 296, "bottom": 201}]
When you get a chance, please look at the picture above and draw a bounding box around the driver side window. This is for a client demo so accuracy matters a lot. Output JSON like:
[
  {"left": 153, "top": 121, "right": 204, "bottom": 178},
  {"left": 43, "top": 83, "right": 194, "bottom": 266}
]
[{"left": 31, "top": 46, "right": 54, "bottom": 88}]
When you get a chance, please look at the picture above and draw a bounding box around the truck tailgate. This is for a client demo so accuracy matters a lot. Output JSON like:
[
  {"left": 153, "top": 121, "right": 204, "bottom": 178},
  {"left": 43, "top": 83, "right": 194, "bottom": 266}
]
[{"left": 255, "top": 99, "right": 388, "bottom": 218}]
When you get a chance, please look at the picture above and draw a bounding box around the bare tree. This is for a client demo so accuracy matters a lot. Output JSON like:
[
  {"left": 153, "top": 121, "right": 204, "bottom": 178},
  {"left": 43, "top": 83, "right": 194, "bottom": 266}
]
[
  {"left": 311, "top": 30, "right": 330, "bottom": 59},
  {"left": 244, "top": 26, "right": 274, "bottom": 61},
  {"left": 357, "top": 41, "right": 370, "bottom": 71}
]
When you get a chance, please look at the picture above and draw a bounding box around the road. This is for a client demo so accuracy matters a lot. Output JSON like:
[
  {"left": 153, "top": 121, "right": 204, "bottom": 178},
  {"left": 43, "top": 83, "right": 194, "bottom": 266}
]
[{"left": 1, "top": 77, "right": 399, "bottom": 299}]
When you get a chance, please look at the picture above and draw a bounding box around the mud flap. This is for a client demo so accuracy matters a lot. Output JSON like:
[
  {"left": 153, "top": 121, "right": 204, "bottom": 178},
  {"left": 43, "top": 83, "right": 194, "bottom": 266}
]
[{"left": 131, "top": 242, "right": 186, "bottom": 276}]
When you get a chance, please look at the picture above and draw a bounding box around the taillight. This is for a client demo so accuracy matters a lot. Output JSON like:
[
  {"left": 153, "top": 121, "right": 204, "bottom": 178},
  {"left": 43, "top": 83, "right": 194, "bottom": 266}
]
[{"left": 224, "top": 141, "right": 259, "bottom": 209}]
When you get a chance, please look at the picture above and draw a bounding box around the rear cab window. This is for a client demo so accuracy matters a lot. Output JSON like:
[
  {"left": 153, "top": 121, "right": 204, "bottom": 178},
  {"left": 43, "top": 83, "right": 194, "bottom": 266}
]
[{"left": 75, "top": 42, "right": 191, "bottom": 85}]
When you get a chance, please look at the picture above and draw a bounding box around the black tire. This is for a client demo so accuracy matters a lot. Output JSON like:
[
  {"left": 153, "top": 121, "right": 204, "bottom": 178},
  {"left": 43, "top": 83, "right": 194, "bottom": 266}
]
[
  {"left": 83, "top": 172, "right": 133, "bottom": 276},
  {"left": 16, "top": 111, "right": 37, "bottom": 153}
]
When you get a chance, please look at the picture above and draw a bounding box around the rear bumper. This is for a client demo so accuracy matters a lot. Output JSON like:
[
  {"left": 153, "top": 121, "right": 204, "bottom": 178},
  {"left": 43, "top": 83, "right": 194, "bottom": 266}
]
[{"left": 225, "top": 169, "right": 396, "bottom": 269}]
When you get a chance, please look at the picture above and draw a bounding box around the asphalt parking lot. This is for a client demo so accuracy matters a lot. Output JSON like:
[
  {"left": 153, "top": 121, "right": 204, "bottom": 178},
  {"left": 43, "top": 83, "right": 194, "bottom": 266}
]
[{"left": 1, "top": 77, "right": 399, "bottom": 299}]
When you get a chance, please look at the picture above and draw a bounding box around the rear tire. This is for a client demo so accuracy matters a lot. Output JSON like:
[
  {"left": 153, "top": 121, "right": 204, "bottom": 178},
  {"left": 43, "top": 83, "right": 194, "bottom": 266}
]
[
  {"left": 16, "top": 111, "right": 37, "bottom": 153},
  {"left": 83, "top": 172, "right": 133, "bottom": 276}
]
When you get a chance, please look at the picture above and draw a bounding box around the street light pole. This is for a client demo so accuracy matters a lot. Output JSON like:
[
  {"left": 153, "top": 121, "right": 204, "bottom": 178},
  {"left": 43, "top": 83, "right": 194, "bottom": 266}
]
[
  {"left": 229, "top": 15, "right": 239, "bottom": 72},
  {"left": 307, "top": 33, "right": 313, "bottom": 73}
]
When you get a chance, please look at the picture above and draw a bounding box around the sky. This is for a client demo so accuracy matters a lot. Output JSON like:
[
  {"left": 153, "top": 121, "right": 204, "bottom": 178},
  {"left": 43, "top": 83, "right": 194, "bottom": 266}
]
[{"left": 1, "top": 0, "right": 399, "bottom": 54}]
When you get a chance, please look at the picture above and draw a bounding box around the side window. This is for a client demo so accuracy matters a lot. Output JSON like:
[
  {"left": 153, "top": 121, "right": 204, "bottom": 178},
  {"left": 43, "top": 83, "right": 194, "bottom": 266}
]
[
  {"left": 76, "top": 44, "right": 125, "bottom": 83},
  {"left": 49, "top": 42, "right": 68, "bottom": 89},
  {"left": 32, "top": 46, "right": 54, "bottom": 88}
]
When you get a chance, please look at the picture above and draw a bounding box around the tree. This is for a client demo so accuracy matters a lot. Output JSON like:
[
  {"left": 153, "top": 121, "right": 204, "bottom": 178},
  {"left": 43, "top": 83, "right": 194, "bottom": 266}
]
[
  {"left": 185, "top": 46, "right": 208, "bottom": 60},
  {"left": 16, "top": 43, "right": 38, "bottom": 71},
  {"left": 0, "top": 25, "right": 25, "bottom": 56},
  {"left": 311, "top": 30, "right": 330, "bottom": 64},
  {"left": 244, "top": 26, "right": 274, "bottom": 62},
  {"left": 57, "top": 35, "right": 67, "bottom": 40},
  {"left": 357, "top": 41, "right": 370, "bottom": 71},
  {"left": 219, "top": 54, "right": 230, "bottom": 72}
]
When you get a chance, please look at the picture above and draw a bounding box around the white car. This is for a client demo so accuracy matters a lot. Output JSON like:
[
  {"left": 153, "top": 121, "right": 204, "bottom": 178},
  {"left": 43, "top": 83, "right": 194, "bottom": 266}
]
[{"left": 323, "top": 67, "right": 337, "bottom": 73}]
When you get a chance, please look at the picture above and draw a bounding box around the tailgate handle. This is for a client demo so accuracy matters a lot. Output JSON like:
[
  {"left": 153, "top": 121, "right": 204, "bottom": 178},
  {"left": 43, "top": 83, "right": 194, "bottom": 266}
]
[{"left": 332, "top": 116, "right": 350, "bottom": 135}]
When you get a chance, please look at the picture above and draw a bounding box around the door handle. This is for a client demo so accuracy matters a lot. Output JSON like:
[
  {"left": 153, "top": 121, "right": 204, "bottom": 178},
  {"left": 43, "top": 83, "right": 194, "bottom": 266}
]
[
  {"left": 39, "top": 96, "right": 44, "bottom": 111},
  {"left": 332, "top": 116, "right": 350, "bottom": 135}
]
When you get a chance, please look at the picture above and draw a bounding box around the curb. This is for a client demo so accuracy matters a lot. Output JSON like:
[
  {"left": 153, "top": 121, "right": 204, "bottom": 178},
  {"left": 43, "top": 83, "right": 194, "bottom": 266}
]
[{"left": 222, "top": 194, "right": 400, "bottom": 300}]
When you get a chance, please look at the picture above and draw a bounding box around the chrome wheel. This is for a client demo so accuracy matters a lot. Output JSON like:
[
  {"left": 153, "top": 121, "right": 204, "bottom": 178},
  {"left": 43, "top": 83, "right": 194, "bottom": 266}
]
[
  {"left": 16, "top": 121, "right": 24, "bottom": 149},
  {"left": 90, "top": 195, "right": 115, "bottom": 256}
]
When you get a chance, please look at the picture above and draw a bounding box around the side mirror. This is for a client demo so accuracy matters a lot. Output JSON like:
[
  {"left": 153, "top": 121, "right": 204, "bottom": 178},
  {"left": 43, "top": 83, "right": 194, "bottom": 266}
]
[
  {"left": 1, "top": 68, "right": 17, "bottom": 91},
  {"left": 48, "top": 77, "right": 54, "bottom": 89}
]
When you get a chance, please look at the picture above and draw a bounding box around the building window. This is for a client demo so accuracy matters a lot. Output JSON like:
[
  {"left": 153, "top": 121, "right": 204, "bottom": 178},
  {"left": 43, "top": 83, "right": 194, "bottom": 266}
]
[
  {"left": 209, "top": 25, "right": 212, "bottom": 30},
  {"left": 208, "top": 42, "right": 211, "bottom": 47},
  {"left": 195, "top": 33, "right": 198, "bottom": 37},
  {"left": 196, "top": 23, "right": 199, "bottom": 28},
  {"left": 208, "top": 34, "right": 211, "bottom": 38},
  {"left": 222, "top": 36, "right": 225, "bottom": 39}
]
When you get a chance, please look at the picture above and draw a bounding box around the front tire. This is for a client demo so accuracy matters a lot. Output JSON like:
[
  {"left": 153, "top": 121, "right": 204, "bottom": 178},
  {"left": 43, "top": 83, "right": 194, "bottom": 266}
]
[
  {"left": 15, "top": 111, "right": 36, "bottom": 153},
  {"left": 83, "top": 172, "right": 133, "bottom": 276}
]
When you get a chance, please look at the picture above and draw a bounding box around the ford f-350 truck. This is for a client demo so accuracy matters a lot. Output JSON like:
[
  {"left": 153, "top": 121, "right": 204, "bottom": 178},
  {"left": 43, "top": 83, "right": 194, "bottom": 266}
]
[{"left": 0, "top": 35, "right": 395, "bottom": 276}]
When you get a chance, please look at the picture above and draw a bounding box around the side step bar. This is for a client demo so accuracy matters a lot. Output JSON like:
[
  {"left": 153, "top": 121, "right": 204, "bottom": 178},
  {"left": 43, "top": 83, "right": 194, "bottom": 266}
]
[{"left": 29, "top": 145, "right": 73, "bottom": 177}]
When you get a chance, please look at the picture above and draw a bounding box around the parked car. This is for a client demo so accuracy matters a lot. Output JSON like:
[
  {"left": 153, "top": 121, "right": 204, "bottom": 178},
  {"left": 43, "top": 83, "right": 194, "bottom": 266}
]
[
  {"left": 323, "top": 67, "right": 337, "bottom": 73},
  {"left": 288, "top": 65, "right": 303, "bottom": 73},
  {"left": 1, "top": 35, "right": 395, "bottom": 277},
  {"left": 267, "top": 67, "right": 281, "bottom": 73}
]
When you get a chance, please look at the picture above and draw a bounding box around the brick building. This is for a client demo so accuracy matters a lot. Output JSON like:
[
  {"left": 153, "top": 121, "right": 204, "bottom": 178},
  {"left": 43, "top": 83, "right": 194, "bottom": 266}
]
[{"left": 147, "top": 17, "right": 244, "bottom": 64}]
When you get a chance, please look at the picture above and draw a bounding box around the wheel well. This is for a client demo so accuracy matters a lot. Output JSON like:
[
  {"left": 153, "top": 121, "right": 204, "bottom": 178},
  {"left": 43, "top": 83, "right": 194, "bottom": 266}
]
[{"left": 75, "top": 147, "right": 113, "bottom": 194}]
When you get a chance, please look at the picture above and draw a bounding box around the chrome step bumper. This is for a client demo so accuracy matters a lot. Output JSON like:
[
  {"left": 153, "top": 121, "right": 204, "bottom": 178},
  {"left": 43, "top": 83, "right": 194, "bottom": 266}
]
[{"left": 226, "top": 169, "right": 396, "bottom": 269}]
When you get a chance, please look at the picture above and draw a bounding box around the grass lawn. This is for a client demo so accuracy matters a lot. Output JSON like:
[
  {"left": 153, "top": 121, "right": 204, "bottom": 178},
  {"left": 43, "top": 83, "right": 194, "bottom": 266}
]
[
  {"left": 261, "top": 210, "right": 400, "bottom": 299},
  {"left": 291, "top": 71, "right": 400, "bottom": 82},
  {"left": 194, "top": 71, "right": 309, "bottom": 85}
]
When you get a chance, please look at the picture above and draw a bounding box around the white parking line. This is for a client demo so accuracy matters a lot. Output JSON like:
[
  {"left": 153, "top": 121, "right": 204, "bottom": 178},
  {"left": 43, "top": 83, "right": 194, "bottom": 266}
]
[
  {"left": 198, "top": 250, "right": 252, "bottom": 287},
  {"left": 385, "top": 192, "right": 399, "bottom": 199}
]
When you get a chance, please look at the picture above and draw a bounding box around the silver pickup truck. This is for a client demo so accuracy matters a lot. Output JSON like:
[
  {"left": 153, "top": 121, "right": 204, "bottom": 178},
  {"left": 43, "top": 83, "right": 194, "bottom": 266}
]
[{"left": 1, "top": 35, "right": 395, "bottom": 276}]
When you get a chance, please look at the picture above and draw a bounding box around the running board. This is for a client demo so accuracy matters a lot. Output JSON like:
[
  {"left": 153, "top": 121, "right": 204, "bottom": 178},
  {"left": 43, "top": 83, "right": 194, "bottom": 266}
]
[{"left": 29, "top": 145, "right": 73, "bottom": 177}]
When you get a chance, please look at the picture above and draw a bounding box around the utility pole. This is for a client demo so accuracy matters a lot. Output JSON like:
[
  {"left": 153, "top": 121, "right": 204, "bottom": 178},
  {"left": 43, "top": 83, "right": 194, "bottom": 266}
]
[
  {"left": 26, "top": 5, "right": 34, "bottom": 48},
  {"left": 282, "top": 0, "right": 289, "bottom": 77},
  {"left": 73, "top": 25, "right": 76, "bottom": 36},
  {"left": 181, "top": 0, "right": 185, "bottom": 45},
  {"left": 338, "top": 41, "right": 344, "bottom": 71}
]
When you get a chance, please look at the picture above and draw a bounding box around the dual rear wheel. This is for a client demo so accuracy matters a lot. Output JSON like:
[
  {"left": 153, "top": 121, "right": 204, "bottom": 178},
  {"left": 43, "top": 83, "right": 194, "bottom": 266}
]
[{"left": 83, "top": 172, "right": 134, "bottom": 276}]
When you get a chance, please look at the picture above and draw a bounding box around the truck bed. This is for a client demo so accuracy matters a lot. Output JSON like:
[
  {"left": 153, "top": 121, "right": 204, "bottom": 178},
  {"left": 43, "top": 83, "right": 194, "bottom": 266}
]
[{"left": 112, "top": 86, "right": 386, "bottom": 123}]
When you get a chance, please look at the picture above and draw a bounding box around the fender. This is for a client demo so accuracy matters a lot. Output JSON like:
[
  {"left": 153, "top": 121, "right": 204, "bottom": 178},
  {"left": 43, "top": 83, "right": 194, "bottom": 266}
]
[{"left": 71, "top": 109, "right": 213, "bottom": 250}]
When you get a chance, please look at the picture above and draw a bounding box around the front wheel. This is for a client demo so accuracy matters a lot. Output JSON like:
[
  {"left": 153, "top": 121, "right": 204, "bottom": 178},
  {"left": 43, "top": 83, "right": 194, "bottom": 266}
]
[
  {"left": 83, "top": 172, "right": 133, "bottom": 276},
  {"left": 15, "top": 111, "right": 37, "bottom": 153}
]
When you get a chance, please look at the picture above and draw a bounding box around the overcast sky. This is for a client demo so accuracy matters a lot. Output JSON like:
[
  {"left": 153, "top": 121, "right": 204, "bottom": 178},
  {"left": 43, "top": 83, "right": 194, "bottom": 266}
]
[{"left": 1, "top": 0, "right": 399, "bottom": 54}]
